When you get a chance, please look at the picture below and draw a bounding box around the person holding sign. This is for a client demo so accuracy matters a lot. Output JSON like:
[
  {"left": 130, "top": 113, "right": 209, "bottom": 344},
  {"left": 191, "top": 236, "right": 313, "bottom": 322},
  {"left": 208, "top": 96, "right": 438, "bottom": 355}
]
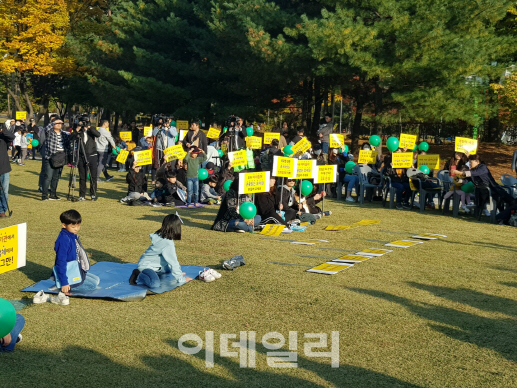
[
  {"left": 185, "top": 147, "right": 207, "bottom": 207},
  {"left": 317, "top": 113, "right": 334, "bottom": 163},
  {"left": 114, "top": 135, "right": 129, "bottom": 172},
  {"left": 96, "top": 120, "right": 117, "bottom": 183},
  {"left": 182, "top": 120, "right": 208, "bottom": 154},
  {"left": 384, "top": 151, "right": 412, "bottom": 210},
  {"left": 278, "top": 178, "right": 302, "bottom": 223},
  {"left": 255, "top": 176, "right": 286, "bottom": 226}
]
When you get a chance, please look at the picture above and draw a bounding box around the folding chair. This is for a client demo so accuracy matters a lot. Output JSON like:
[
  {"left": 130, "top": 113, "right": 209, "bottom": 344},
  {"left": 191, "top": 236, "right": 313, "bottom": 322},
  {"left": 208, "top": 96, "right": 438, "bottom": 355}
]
[
  {"left": 353, "top": 165, "right": 384, "bottom": 204},
  {"left": 473, "top": 186, "right": 497, "bottom": 223},
  {"left": 501, "top": 174, "right": 517, "bottom": 198},
  {"left": 406, "top": 168, "right": 443, "bottom": 213},
  {"left": 382, "top": 175, "right": 396, "bottom": 209},
  {"left": 437, "top": 170, "right": 461, "bottom": 217}
]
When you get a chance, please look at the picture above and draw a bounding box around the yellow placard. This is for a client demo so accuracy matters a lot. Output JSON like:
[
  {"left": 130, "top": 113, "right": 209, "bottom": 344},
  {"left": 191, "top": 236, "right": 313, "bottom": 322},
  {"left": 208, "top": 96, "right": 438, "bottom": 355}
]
[
  {"left": 392, "top": 152, "right": 413, "bottom": 168},
  {"left": 261, "top": 224, "right": 286, "bottom": 236},
  {"left": 291, "top": 137, "right": 311, "bottom": 155},
  {"left": 119, "top": 131, "right": 132, "bottom": 142},
  {"left": 417, "top": 154, "right": 440, "bottom": 170},
  {"left": 221, "top": 143, "right": 228, "bottom": 155},
  {"left": 16, "top": 111, "right": 27, "bottom": 120},
  {"left": 399, "top": 133, "right": 417, "bottom": 149},
  {"left": 228, "top": 150, "right": 247, "bottom": 167},
  {"left": 143, "top": 126, "right": 153, "bottom": 137},
  {"left": 306, "top": 263, "right": 352, "bottom": 274},
  {"left": 126, "top": 141, "right": 136, "bottom": 151},
  {"left": 264, "top": 132, "right": 280, "bottom": 145},
  {"left": 329, "top": 134, "right": 345, "bottom": 148},
  {"left": 176, "top": 120, "right": 189, "bottom": 130},
  {"left": 455, "top": 137, "right": 478, "bottom": 155},
  {"left": 358, "top": 150, "right": 377, "bottom": 164},
  {"left": 239, "top": 172, "right": 269, "bottom": 194},
  {"left": 201, "top": 129, "right": 208, "bottom": 135},
  {"left": 325, "top": 225, "right": 355, "bottom": 231},
  {"left": 356, "top": 248, "right": 391, "bottom": 256},
  {"left": 334, "top": 255, "right": 371, "bottom": 263},
  {"left": 163, "top": 145, "right": 187, "bottom": 162},
  {"left": 116, "top": 149, "right": 129, "bottom": 164},
  {"left": 385, "top": 240, "right": 422, "bottom": 247},
  {"left": 0, "top": 225, "right": 20, "bottom": 275},
  {"left": 273, "top": 156, "right": 297, "bottom": 178},
  {"left": 179, "top": 130, "right": 188, "bottom": 142},
  {"left": 353, "top": 220, "right": 381, "bottom": 226},
  {"left": 207, "top": 127, "right": 221, "bottom": 139},
  {"left": 133, "top": 149, "right": 153, "bottom": 166},
  {"left": 315, "top": 165, "right": 337, "bottom": 184},
  {"left": 246, "top": 136, "right": 263, "bottom": 150},
  {"left": 296, "top": 160, "right": 316, "bottom": 180}
]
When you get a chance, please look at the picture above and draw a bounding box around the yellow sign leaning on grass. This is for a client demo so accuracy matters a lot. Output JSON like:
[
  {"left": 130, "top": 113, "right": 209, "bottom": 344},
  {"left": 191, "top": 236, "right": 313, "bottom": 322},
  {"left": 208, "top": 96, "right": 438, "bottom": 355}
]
[
  {"left": 246, "top": 136, "right": 263, "bottom": 150},
  {"left": 261, "top": 224, "right": 285, "bottom": 236},
  {"left": 291, "top": 137, "right": 311, "bottom": 155},
  {"left": 455, "top": 137, "right": 478, "bottom": 155},
  {"left": 358, "top": 150, "right": 377, "bottom": 164},
  {"left": 16, "top": 111, "right": 27, "bottom": 120},
  {"left": 163, "top": 145, "right": 187, "bottom": 162},
  {"left": 391, "top": 152, "right": 413, "bottom": 168},
  {"left": 207, "top": 127, "right": 221, "bottom": 139},
  {"left": 228, "top": 150, "right": 247, "bottom": 167},
  {"left": 272, "top": 156, "right": 298, "bottom": 178},
  {"left": 0, "top": 223, "right": 26, "bottom": 275},
  {"left": 329, "top": 134, "right": 345, "bottom": 148},
  {"left": 238, "top": 171, "right": 270, "bottom": 194},
  {"left": 296, "top": 159, "right": 317, "bottom": 180},
  {"left": 143, "top": 126, "right": 153, "bottom": 137},
  {"left": 116, "top": 149, "right": 129, "bottom": 164},
  {"left": 263, "top": 132, "right": 280, "bottom": 145},
  {"left": 176, "top": 120, "right": 189, "bottom": 130},
  {"left": 417, "top": 154, "right": 440, "bottom": 170},
  {"left": 119, "top": 131, "right": 132, "bottom": 142},
  {"left": 133, "top": 149, "right": 153, "bottom": 166},
  {"left": 314, "top": 165, "right": 337, "bottom": 184},
  {"left": 399, "top": 133, "right": 417, "bottom": 149}
]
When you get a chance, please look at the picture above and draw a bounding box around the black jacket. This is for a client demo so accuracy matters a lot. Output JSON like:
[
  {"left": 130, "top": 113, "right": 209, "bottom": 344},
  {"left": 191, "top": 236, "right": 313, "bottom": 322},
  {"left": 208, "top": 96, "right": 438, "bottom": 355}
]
[
  {"left": 278, "top": 185, "right": 299, "bottom": 212},
  {"left": 126, "top": 169, "right": 147, "bottom": 193},
  {"left": 182, "top": 130, "right": 208, "bottom": 153},
  {"left": 70, "top": 127, "right": 101, "bottom": 157},
  {"left": 468, "top": 163, "right": 499, "bottom": 188},
  {"left": 220, "top": 129, "right": 246, "bottom": 151},
  {"left": 0, "top": 129, "right": 15, "bottom": 176}
]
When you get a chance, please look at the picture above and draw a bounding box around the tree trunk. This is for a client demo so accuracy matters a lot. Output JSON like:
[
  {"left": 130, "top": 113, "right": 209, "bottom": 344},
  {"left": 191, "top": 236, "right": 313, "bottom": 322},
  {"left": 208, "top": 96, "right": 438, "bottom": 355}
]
[
  {"left": 351, "top": 90, "right": 364, "bottom": 155},
  {"left": 114, "top": 112, "right": 120, "bottom": 135},
  {"left": 306, "top": 77, "right": 313, "bottom": 132},
  {"left": 301, "top": 79, "right": 308, "bottom": 129},
  {"left": 311, "top": 77, "right": 322, "bottom": 135}
]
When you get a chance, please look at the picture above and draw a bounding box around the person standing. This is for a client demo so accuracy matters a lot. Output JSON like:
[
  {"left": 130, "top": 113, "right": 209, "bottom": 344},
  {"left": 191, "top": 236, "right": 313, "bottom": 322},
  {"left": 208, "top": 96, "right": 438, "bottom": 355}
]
[
  {"left": 512, "top": 149, "right": 517, "bottom": 178},
  {"left": 0, "top": 125, "right": 15, "bottom": 217},
  {"left": 153, "top": 119, "right": 177, "bottom": 163},
  {"left": 317, "top": 113, "right": 334, "bottom": 164},
  {"left": 38, "top": 114, "right": 58, "bottom": 192},
  {"left": 42, "top": 117, "right": 70, "bottom": 201},
  {"left": 182, "top": 120, "right": 208, "bottom": 154},
  {"left": 95, "top": 120, "right": 117, "bottom": 182},
  {"left": 27, "top": 119, "right": 39, "bottom": 160}
]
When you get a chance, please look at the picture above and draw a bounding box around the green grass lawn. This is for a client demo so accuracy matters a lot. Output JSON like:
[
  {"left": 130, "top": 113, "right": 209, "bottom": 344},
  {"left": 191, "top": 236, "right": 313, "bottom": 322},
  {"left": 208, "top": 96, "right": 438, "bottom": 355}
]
[{"left": 1, "top": 161, "right": 517, "bottom": 387}]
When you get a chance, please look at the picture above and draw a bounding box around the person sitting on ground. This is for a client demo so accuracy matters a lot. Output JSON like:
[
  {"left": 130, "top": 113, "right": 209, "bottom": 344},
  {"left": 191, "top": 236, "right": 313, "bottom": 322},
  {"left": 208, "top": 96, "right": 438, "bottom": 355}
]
[
  {"left": 121, "top": 162, "right": 151, "bottom": 203},
  {"left": 200, "top": 176, "right": 221, "bottom": 205},
  {"left": 153, "top": 170, "right": 187, "bottom": 206},
  {"left": 278, "top": 178, "right": 302, "bottom": 223},
  {"left": 259, "top": 139, "right": 282, "bottom": 172},
  {"left": 0, "top": 313, "right": 25, "bottom": 352},
  {"left": 384, "top": 150, "right": 412, "bottom": 210},
  {"left": 129, "top": 214, "right": 192, "bottom": 287},
  {"left": 255, "top": 176, "right": 286, "bottom": 226},
  {"left": 297, "top": 184, "right": 331, "bottom": 220},
  {"left": 175, "top": 159, "right": 188, "bottom": 188},
  {"left": 217, "top": 161, "right": 234, "bottom": 196}
]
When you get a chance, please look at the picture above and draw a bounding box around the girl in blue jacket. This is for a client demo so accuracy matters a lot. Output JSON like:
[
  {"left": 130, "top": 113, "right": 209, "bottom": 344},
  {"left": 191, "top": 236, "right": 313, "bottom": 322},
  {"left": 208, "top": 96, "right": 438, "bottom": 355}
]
[{"left": 129, "top": 214, "right": 192, "bottom": 288}]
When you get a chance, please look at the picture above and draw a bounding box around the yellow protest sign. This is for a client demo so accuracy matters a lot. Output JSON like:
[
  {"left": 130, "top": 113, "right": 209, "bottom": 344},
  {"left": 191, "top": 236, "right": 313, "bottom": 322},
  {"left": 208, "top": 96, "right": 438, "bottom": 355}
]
[
  {"left": 133, "top": 149, "right": 153, "bottom": 166},
  {"left": 306, "top": 262, "right": 353, "bottom": 274},
  {"left": 0, "top": 223, "right": 26, "bottom": 275},
  {"left": 272, "top": 156, "right": 298, "bottom": 178},
  {"left": 176, "top": 120, "right": 189, "bottom": 130},
  {"left": 399, "top": 133, "right": 417, "bottom": 149},
  {"left": 221, "top": 143, "right": 228, "bottom": 155},
  {"left": 392, "top": 152, "right": 413, "bottom": 168},
  {"left": 163, "top": 145, "right": 187, "bottom": 162},
  {"left": 264, "top": 132, "right": 280, "bottom": 145},
  {"left": 228, "top": 150, "right": 247, "bottom": 167},
  {"left": 16, "top": 111, "right": 27, "bottom": 120},
  {"left": 353, "top": 220, "right": 381, "bottom": 225},
  {"left": 455, "top": 137, "right": 478, "bottom": 155},
  {"left": 143, "top": 126, "right": 153, "bottom": 137},
  {"left": 207, "top": 127, "right": 221, "bottom": 139},
  {"left": 119, "top": 131, "right": 132, "bottom": 141},
  {"left": 358, "top": 150, "right": 377, "bottom": 164},
  {"left": 314, "top": 165, "right": 337, "bottom": 184},
  {"left": 127, "top": 141, "right": 136, "bottom": 151},
  {"left": 179, "top": 130, "right": 188, "bottom": 141},
  {"left": 246, "top": 136, "right": 263, "bottom": 149},
  {"left": 296, "top": 159, "right": 316, "bottom": 180},
  {"left": 417, "top": 154, "right": 440, "bottom": 170},
  {"left": 238, "top": 171, "right": 270, "bottom": 194},
  {"left": 291, "top": 137, "right": 311, "bottom": 155},
  {"left": 261, "top": 224, "right": 285, "bottom": 236},
  {"left": 329, "top": 134, "right": 345, "bottom": 148},
  {"left": 116, "top": 149, "right": 129, "bottom": 164}
]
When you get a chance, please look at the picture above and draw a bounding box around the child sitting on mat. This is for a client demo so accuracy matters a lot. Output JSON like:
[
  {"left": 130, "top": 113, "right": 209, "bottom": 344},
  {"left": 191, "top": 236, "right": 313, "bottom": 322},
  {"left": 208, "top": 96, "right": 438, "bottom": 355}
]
[
  {"left": 200, "top": 176, "right": 221, "bottom": 205},
  {"left": 129, "top": 214, "right": 193, "bottom": 288}
]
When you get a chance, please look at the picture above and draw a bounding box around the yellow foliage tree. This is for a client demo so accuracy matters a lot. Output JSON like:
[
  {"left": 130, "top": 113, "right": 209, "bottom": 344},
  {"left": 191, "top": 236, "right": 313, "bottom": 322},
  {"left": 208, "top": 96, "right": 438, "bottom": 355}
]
[{"left": 491, "top": 74, "right": 517, "bottom": 126}]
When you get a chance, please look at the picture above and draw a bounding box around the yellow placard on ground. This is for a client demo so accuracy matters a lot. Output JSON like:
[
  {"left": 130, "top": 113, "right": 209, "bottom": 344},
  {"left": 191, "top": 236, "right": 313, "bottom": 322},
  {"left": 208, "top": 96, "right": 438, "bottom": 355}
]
[
  {"left": 133, "top": 149, "right": 153, "bottom": 166},
  {"left": 0, "top": 223, "right": 26, "bottom": 275},
  {"left": 355, "top": 248, "right": 392, "bottom": 257},
  {"left": 384, "top": 240, "right": 424, "bottom": 248},
  {"left": 260, "top": 224, "right": 285, "bottom": 236},
  {"left": 333, "top": 255, "right": 371, "bottom": 263},
  {"left": 400, "top": 133, "right": 417, "bottom": 149},
  {"left": 239, "top": 171, "right": 270, "bottom": 194},
  {"left": 455, "top": 137, "right": 478, "bottom": 155},
  {"left": 412, "top": 233, "right": 447, "bottom": 240},
  {"left": 179, "top": 130, "right": 188, "bottom": 142},
  {"left": 163, "top": 145, "right": 187, "bottom": 162},
  {"left": 272, "top": 156, "right": 298, "bottom": 178},
  {"left": 417, "top": 154, "right": 440, "bottom": 170},
  {"left": 176, "top": 120, "right": 189, "bottom": 130},
  {"left": 358, "top": 150, "right": 377, "bottom": 164},
  {"left": 314, "top": 165, "right": 337, "bottom": 184},
  {"left": 353, "top": 220, "right": 381, "bottom": 226},
  {"left": 329, "top": 134, "right": 345, "bottom": 148},
  {"left": 306, "top": 262, "right": 353, "bottom": 275},
  {"left": 296, "top": 159, "right": 316, "bottom": 180},
  {"left": 228, "top": 150, "right": 247, "bottom": 167},
  {"left": 15, "top": 111, "right": 27, "bottom": 120},
  {"left": 207, "top": 127, "right": 221, "bottom": 139},
  {"left": 325, "top": 225, "right": 355, "bottom": 231},
  {"left": 116, "top": 149, "right": 129, "bottom": 164},
  {"left": 291, "top": 137, "right": 311, "bottom": 155},
  {"left": 392, "top": 152, "right": 413, "bottom": 168},
  {"left": 143, "top": 126, "right": 153, "bottom": 137},
  {"left": 246, "top": 136, "right": 263, "bottom": 150},
  {"left": 264, "top": 132, "right": 280, "bottom": 145},
  {"left": 119, "top": 132, "right": 132, "bottom": 142}
]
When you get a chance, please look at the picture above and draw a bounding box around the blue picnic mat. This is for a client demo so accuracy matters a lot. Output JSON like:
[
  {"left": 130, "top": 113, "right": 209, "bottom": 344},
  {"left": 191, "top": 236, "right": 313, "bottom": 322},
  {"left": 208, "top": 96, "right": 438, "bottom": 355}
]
[{"left": 21, "top": 262, "right": 204, "bottom": 302}]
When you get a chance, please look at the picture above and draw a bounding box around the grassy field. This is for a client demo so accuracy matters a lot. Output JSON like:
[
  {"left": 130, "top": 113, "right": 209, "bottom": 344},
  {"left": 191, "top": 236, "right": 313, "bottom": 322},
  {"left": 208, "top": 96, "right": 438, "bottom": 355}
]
[{"left": 1, "top": 160, "right": 517, "bottom": 388}]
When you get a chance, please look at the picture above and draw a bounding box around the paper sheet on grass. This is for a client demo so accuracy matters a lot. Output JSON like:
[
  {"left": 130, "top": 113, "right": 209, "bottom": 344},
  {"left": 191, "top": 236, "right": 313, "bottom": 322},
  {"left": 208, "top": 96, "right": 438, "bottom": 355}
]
[
  {"left": 412, "top": 233, "right": 447, "bottom": 240},
  {"left": 332, "top": 255, "right": 372, "bottom": 263},
  {"left": 384, "top": 240, "right": 424, "bottom": 248},
  {"left": 306, "top": 262, "right": 353, "bottom": 274},
  {"left": 355, "top": 248, "right": 392, "bottom": 257}
]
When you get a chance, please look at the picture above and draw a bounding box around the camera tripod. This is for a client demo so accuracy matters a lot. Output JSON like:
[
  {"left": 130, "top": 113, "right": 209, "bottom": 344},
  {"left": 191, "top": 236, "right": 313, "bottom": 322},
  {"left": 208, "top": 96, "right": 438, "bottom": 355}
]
[{"left": 67, "top": 135, "right": 97, "bottom": 202}]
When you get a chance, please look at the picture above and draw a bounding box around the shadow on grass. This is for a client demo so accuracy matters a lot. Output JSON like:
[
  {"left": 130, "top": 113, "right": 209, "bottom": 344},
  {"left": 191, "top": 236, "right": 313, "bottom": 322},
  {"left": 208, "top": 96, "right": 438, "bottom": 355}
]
[
  {"left": 349, "top": 287, "right": 517, "bottom": 363},
  {"left": 18, "top": 260, "right": 52, "bottom": 284},
  {"left": 86, "top": 248, "right": 127, "bottom": 264},
  {"left": 135, "top": 207, "right": 220, "bottom": 230}
]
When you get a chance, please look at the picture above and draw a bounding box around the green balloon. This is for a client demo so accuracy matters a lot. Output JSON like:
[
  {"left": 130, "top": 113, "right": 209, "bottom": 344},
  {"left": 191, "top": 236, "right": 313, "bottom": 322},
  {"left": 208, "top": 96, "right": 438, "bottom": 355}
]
[
  {"left": 239, "top": 201, "right": 257, "bottom": 219},
  {"left": 223, "top": 180, "right": 232, "bottom": 191},
  {"left": 218, "top": 150, "right": 224, "bottom": 157},
  {"left": 87, "top": 173, "right": 90, "bottom": 180},
  {"left": 198, "top": 168, "right": 208, "bottom": 180},
  {"left": 246, "top": 127, "right": 253, "bottom": 137},
  {"left": 301, "top": 180, "right": 313, "bottom": 196},
  {"left": 345, "top": 161, "right": 356, "bottom": 174},
  {"left": 112, "top": 146, "right": 120, "bottom": 156},
  {"left": 419, "top": 165, "right": 430, "bottom": 175},
  {"left": 175, "top": 134, "right": 179, "bottom": 142},
  {"left": 31, "top": 139, "right": 39, "bottom": 147},
  {"left": 386, "top": 136, "right": 399, "bottom": 152},
  {"left": 0, "top": 298, "right": 16, "bottom": 338},
  {"left": 369, "top": 135, "right": 381, "bottom": 147},
  {"left": 461, "top": 181, "right": 475, "bottom": 193},
  {"left": 344, "top": 145, "right": 349, "bottom": 153},
  {"left": 171, "top": 120, "right": 177, "bottom": 127},
  {"left": 223, "top": 127, "right": 228, "bottom": 133},
  {"left": 413, "top": 145, "right": 418, "bottom": 152},
  {"left": 283, "top": 145, "right": 294, "bottom": 156},
  {"left": 418, "top": 142, "right": 429, "bottom": 152}
]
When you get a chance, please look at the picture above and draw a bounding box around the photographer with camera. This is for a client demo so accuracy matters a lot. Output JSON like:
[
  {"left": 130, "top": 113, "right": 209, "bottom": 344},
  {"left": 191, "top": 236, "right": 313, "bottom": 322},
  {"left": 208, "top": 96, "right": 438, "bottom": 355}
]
[
  {"left": 220, "top": 115, "right": 246, "bottom": 152},
  {"left": 70, "top": 117, "right": 101, "bottom": 201},
  {"left": 153, "top": 116, "right": 177, "bottom": 163},
  {"left": 41, "top": 117, "right": 70, "bottom": 201}
]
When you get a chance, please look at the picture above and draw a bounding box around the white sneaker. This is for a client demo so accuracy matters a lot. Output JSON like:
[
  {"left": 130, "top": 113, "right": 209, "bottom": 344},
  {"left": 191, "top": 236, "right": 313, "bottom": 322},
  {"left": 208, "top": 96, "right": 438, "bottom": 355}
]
[
  {"left": 50, "top": 292, "right": 70, "bottom": 306},
  {"left": 345, "top": 197, "right": 355, "bottom": 202},
  {"left": 204, "top": 268, "right": 222, "bottom": 279},
  {"left": 199, "top": 269, "right": 215, "bottom": 282},
  {"left": 461, "top": 205, "right": 470, "bottom": 214},
  {"left": 483, "top": 209, "right": 491, "bottom": 217},
  {"left": 33, "top": 290, "right": 49, "bottom": 304}
]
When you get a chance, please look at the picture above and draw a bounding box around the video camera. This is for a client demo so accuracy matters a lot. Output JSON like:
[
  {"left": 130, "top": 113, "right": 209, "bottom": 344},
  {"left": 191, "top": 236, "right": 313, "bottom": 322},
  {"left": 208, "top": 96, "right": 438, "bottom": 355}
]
[{"left": 226, "top": 115, "right": 237, "bottom": 129}]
